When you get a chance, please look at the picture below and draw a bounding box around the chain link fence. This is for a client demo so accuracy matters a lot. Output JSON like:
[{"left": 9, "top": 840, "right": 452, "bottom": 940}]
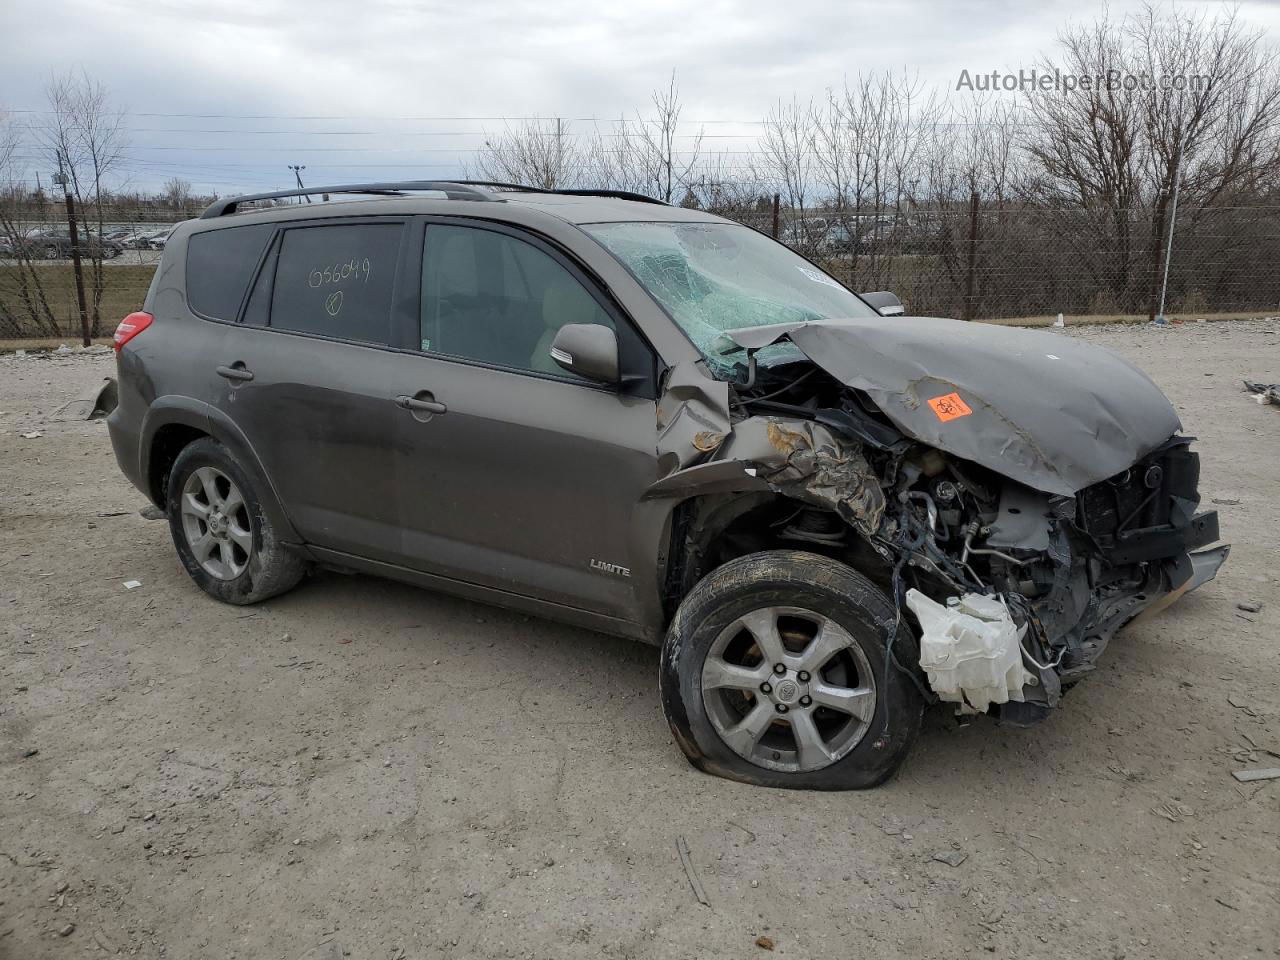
[
  {"left": 730, "top": 200, "right": 1280, "bottom": 322},
  {"left": 4, "top": 198, "right": 1279, "bottom": 340}
]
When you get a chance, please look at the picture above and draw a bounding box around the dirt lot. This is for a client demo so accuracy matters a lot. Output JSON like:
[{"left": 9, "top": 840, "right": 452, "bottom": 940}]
[{"left": 1, "top": 320, "right": 1277, "bottom": 960}]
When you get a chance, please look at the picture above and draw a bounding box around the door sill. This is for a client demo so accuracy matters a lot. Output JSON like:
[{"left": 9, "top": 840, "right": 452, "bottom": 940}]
[{"left": 306, "top": 546, "right": 650, "bottom": 642}]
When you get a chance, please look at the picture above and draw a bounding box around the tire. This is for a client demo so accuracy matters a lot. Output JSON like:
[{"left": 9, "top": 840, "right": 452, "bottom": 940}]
[
  {"left": 165, "top": 437, "right": 307, "bottom": 605},
  {"left": 660, "top": 550, "right": 922, "bottom": 790}
]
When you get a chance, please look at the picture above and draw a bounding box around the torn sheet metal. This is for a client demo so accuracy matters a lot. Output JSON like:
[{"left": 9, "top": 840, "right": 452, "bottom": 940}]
[
  {"left": 721, "top": 417, "right": 886, "bottom": 539},
  {"left": 50, "top": 377, "right": 118, "bottom": 421},
  {"left": 723, "top": 318, "right": 1181, "bottom": 496},
  {"left": 656, "top": 360, "right": 732, "bottom": 471}
]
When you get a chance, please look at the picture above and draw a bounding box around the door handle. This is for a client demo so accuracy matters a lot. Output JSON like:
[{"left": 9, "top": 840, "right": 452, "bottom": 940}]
[
  {"left": 216, "top": 364, "right": 254, "bottom": 382},
  {"left": 395, "top": 394, "right": 447, "bottom": 415}
]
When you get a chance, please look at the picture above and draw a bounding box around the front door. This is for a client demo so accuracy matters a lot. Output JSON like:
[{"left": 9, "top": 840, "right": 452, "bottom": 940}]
[{"left": 386, "top": 221, "right": 660, "bottom": 622}]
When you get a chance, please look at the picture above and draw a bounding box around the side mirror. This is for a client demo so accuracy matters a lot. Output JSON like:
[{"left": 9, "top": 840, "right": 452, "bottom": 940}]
[
  {"left": 549, "top": 323, "right": 619, "bottom": 384},
  {"left": 860, "top": 290, "right": 905, "bottom": 317}
]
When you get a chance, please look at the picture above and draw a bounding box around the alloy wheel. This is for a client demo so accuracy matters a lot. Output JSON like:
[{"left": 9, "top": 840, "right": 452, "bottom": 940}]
[
  {"left": 700, "top": 605, "right": 877, "bottom": 773},
  {"left": 180, "top": 466, "right": 253, "bottom": 580}
]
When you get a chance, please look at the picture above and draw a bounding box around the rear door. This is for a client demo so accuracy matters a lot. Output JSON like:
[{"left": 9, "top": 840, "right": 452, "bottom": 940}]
[
  {"left": 205, "top": 217, "right": 410, "bottom": 560},
  {"left": 384, "top": 219, "right": 661, "bottom": 621}
]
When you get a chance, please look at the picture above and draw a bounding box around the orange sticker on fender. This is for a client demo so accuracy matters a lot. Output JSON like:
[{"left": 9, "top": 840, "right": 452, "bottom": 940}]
[{"left": 928, "top": 392, "right": 972, "bottom": 422}]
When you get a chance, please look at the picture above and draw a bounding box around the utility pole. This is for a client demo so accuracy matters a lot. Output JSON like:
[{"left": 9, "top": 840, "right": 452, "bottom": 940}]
[
  {"left": 54, "top": 151, "right": 90, "bottom": 347},
  {"left": 288, "top": 165, "right": 310, "bottom": 203}
]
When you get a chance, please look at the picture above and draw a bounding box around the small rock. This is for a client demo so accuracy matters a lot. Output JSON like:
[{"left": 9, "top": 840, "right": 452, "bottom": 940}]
[
  {"left": 111, "top": 824, "right": 125, "bottom": 834},
  {"left": 931, "top": 850, "right": 968, "bottom": 867},
  {"left": 1237, "top": 600, "right": 1262, "bottom": 613},
  {"left": 54, "top": 880, "right": 69, "bottom": 894},
  {"left": 383, "top": 759, "right": 391, "bottom": 768},
  {"left": 750, "top": 879, "right": 759, "bottom": 888},
  {"left": 143, "top": 811, "right": 155, "bottom": 821},
  {"left": 755, "top": 935, "right": 775, "bottom": 951},
  {"left": 58, "top": 923, "right": 75, "bottom": 937},
  {"left": 139, "top": 505, "right": 165, "bottom": 520},
  {"left": 22, "top": 748, "right": 38, "bottom": 758},
  {"left": 20, "top": 431, "right": 43, "bottom": 439}
]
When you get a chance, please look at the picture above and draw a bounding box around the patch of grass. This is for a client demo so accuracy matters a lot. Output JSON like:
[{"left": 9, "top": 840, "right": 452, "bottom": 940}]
[{"left": 0, "top": 263, "right": 156, "bottom": 339}]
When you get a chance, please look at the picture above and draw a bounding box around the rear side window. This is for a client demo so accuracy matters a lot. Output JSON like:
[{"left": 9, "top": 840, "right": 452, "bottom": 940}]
[
  {"left": 269, "top": 223, "right": 402, "bottom": 344},
  {"left": 185, "top": 224, "right": 273, "bottom": 320}
]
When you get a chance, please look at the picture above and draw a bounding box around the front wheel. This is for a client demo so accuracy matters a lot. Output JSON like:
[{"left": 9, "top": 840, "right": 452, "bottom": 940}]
[{"left": 660, "top": 550, "right": 922, "bottom": 790}]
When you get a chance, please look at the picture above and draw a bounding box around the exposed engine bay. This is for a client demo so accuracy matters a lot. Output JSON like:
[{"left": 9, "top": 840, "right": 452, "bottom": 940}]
[{"left": 653, "top": 317, "right": 1228, "bottom": 723}]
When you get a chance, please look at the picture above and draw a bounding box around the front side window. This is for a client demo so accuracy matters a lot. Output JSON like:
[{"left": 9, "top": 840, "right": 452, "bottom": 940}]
[
  {"left": 584, "top": 221, "right": 876, "bottom": 370},
  {"left": 269, "top": 223, "right": 402, "bottom": 344},
  {"left": 420, "top": 224, "right": 613, "bottom": 377}
]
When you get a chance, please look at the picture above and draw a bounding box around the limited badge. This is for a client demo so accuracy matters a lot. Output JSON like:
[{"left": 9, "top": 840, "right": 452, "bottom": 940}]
[{"left": 928, "top": 392, "right": 972, "bottom": 422}]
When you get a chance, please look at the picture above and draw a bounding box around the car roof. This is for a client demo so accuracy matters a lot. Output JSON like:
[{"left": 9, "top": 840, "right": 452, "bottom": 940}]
[{"left": 193, "top": 183, "right": 730, "bottom": 231}]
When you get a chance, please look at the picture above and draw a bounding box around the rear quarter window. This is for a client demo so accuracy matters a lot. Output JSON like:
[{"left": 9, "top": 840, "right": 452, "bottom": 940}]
[
  {"left": 269, "top": 223, "right": 402, "bottom": 344},
  {"left": 185, "top": 224, "right": 274, "bottom": 320}
]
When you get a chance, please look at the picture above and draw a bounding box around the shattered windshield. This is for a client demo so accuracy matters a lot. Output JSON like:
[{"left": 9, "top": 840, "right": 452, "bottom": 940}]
[{"left": 584, "top": 221, "right": 877, "bottom": 371}]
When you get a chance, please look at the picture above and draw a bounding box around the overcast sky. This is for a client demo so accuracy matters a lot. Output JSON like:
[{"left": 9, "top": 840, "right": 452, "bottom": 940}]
[{"left": 3, "top": 0, "right": 1278, "bottom": 195}]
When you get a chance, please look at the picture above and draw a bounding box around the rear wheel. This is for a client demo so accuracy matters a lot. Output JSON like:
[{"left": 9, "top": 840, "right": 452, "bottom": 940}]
[
  {"left": 660, "top": 550, "right": 922, "bottom": 790},
  {"left": 166, "top": 438, "right": 306, "bottom": 604}
]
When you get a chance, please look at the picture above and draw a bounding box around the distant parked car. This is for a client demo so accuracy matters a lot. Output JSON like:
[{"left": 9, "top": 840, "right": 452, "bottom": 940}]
[{"left": 15, "top": 229, "right": 121, "bottom": 260}]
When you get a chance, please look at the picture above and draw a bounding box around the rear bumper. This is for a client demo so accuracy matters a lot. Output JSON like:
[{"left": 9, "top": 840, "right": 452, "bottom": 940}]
[{"left": 107, "top": 407, "right": 146, "bottom": 497}]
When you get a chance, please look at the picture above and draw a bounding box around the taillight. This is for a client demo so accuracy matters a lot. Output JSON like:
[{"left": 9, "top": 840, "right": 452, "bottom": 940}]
[{"left": 113, "top": 311, "right": 153, "bottom": 351}]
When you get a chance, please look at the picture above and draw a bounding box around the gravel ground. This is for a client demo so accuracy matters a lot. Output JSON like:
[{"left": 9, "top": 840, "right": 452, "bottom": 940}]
[{"left": 1, "top": 320, "right": 1277, "bottom": 960}]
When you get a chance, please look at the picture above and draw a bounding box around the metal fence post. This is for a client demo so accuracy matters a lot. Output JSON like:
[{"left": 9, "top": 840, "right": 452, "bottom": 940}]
[
  {"left": 1155, "top": 172, "right": 1181, "bottom": 326},
  {"left": 771, "top": 193, "right": 780, "bottom": 239},
  {"left": 962, "top": 190, "right": 979, "bottom": 322}
]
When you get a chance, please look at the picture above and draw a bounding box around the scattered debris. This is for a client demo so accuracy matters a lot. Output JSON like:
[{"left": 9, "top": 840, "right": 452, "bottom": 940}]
[
  {"left": 1237, "top": 600, "right": 1262, "bottom": 613},
  {"left": 139, "top": 505, "right": 165, "bottom": 520},
  {"left": 931, "top": 850, "right": 968, "bottom": 867},
  {"left": 1211, "top": 497, "right": 1241, "bottom": 505},
  {"left": 58, "top": 923, "right": 75, "bottom": 937},
  {"left": 1227, "top": 694, "right": 1259, "bottom": 716},
  {"left": 22, "top": 748, "right": 38, "bottom": 758},
  {"left": 676, "top": 836, "right": 710, "bottom": 907},
  {"left": 755, "top": 935, "right": 775, "bottom": 950},
  {"left": 1150, "top": 801, "right": 1195, "bottom": 823},
  {"left": 1231, "top": 768, "right": 1280, "bottom": 783},
  {"left": 122, "top": 580, "right": 142, "bottom": 590},
  {"left": 20, "top": 431, "right": 42, "bottom": 439},
  {"left": 1243, "top": 379, "right": 1280, "bottom": 405}
]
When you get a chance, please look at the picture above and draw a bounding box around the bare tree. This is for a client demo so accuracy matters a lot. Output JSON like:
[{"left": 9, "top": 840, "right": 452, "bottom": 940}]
[
  {"left": 757, "top": 97, "right": 817, "bottom": 248},
  {"left": 0, "top": 110, "right": 61, "bottom": 338},
  {"left": 585, "top": 73, "right": 704, "bottom": 201},
  {"left": 39, "top": 70, "right": 127, "bottom": 336},
  {"left": 1130, "top": 3, "right": 1280, "bottom": 318},
  {"left": 468, "top": 118, "right": 583, "bottom": 188},
  {"left": 164, "top": 176, "right": 194, "bottom": 211},
  {"left": 1021, "top": 4, "right": 1280, "bottom": 316}
]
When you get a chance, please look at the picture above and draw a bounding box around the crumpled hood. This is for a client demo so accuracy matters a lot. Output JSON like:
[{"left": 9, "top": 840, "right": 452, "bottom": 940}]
[{"left": 725, "top": 317, "right": 1182, "bottom": 496}]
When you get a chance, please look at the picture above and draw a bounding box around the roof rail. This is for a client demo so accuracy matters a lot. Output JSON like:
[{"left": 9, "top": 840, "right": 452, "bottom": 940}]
[
  {"left": 453, "top": 180, "right": 668, "bottom": 206},
  {"left": 201, "top": 181, "right": 501, "bottom": 218}
]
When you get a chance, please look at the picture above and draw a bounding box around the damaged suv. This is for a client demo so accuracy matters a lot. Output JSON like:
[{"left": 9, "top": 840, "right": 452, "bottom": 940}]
[{"left": 107, "top": 181, "right": 1227, "bottom": 789}]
